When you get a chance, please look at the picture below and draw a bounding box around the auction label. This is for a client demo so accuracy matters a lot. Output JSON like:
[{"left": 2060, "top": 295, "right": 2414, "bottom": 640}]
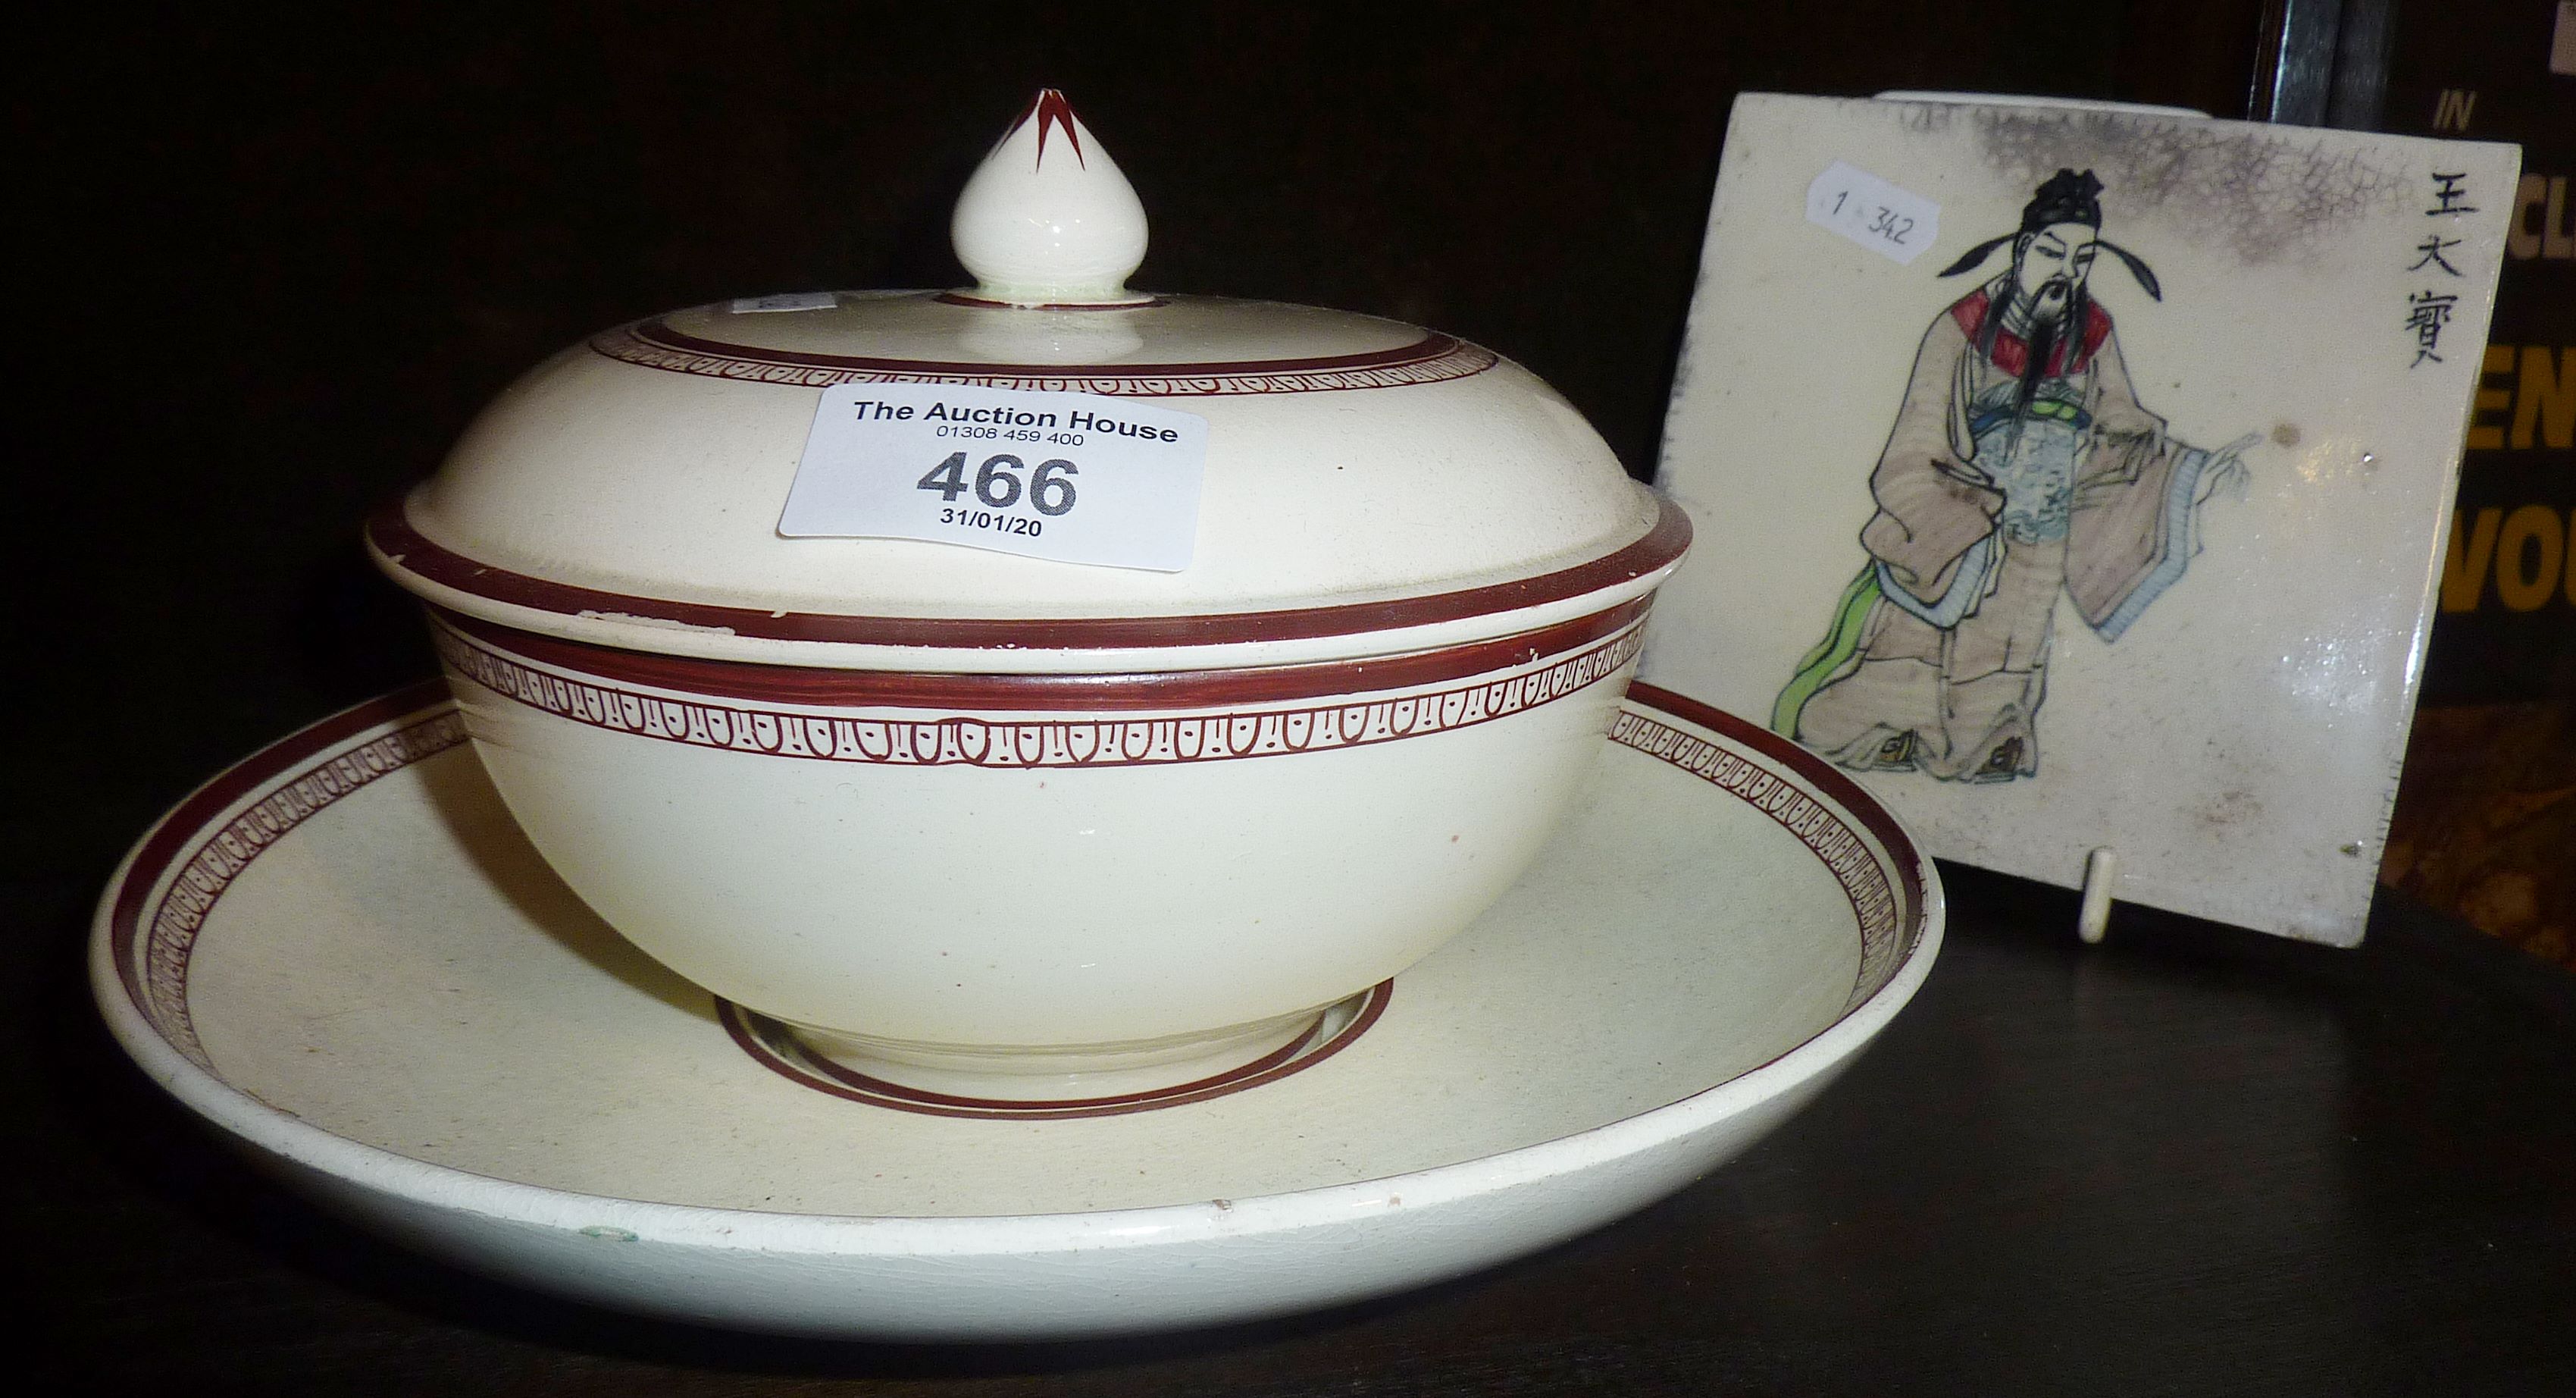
[
  {"left": 778, "top": 383, "right": 1206, "bottom": 572},
  {"left": 1805, "top": 161, "right": 1940, "bottom": 266}
]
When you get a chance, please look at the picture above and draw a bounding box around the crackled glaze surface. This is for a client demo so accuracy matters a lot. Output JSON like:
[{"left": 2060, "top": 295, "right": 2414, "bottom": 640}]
[{"left": 1649, "top": 92, "right": 2518, "bottom": 945}]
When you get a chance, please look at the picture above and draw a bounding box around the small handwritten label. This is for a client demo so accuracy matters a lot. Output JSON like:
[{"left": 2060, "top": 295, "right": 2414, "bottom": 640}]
[
  {"left": 1805, "top": 161, "right": 1940, "bottom": 266},
  {"left": 730, "top": 291, "right": 840, "bottom": 313},
  {"left": 779, "top": 383, "right": 1206, "bottom": 572}
]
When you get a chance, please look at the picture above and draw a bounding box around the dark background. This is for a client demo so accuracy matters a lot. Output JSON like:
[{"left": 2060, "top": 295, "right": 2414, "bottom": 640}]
[
  {"left": 14, "top": 1, "right": 2265, "bottom": 889},
  {"left": 20, "top": 5, "right": 2575, "bottom": 1393},
  {"left": 2378, "top": 2, "right": 2576, "bottom": 705},
  {"left": 2367, "top": 5, "right": 2575, "bottom": 970}
]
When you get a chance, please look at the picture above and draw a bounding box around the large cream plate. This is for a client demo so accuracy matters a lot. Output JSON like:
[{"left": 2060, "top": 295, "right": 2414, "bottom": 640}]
[{"left": 91, "top": 681, "right": 1940, "bottom": 1340}]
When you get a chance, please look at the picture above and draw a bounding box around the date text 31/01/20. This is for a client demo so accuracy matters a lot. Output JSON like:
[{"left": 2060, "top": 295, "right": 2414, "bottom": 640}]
[{"left": 916, "top": 450, "right": 1081, "bottom": 538}]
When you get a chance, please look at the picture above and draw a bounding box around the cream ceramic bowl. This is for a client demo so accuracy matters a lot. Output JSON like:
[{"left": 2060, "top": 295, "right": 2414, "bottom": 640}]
[
  {"left": 89, "top": 681, "right": 1939, "bottom": 1340},
  {"left": 369, "top": 92, "right": 1689, "bottom": 1099}
]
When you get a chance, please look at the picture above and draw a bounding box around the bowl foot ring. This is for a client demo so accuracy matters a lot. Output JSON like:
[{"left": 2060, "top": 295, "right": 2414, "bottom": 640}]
[{"left": 717, "top": 981, "right": 1391, "bottom": 1121}]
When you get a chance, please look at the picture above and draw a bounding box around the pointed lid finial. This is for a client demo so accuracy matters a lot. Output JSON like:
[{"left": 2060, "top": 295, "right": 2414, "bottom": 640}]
[{"left": 950, "top": 89, "right": 1152, "bottom": 307}]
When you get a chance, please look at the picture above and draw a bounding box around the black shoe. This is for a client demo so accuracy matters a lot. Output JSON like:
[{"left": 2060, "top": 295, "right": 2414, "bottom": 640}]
[{"left": 1975, "top": 735, "right": 2025, "bottom": 780}]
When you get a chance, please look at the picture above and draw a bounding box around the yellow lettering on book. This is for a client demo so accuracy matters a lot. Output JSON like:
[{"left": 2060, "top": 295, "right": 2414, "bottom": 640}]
[
  {"left": 2511, "top": 346, "right": 2575, "bottom": 450},
  {"left": 2441, "top": 508, "right": 2501, "bottom": 612},
  {"left": 2467, "top": 344, "right": 2576, "bottom": 451},
  {"left": 2432, "top": 89, "right": 2477, "bottom": 132},
  {"left": 2496, "top": 506, "right": 2566, "bottom": 612},
  {"left": 2509, "top": 175, "right": 2574, "bottom": 261}
]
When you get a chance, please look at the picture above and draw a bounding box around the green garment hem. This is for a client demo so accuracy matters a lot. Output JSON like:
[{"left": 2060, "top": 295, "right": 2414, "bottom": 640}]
[{"left": 1772, "top": 566, "right": 1882, "bottom": 737}]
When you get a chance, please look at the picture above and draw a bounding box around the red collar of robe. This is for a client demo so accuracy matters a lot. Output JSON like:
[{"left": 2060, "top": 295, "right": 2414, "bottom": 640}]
[{"left": 1948, "top": 287, "right": 2113, "bottom": 377}]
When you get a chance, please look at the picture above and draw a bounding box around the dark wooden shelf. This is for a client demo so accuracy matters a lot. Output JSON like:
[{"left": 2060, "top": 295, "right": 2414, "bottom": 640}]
[{"left": 22, "top": 858, "right": 2572, "bottom": 1393}]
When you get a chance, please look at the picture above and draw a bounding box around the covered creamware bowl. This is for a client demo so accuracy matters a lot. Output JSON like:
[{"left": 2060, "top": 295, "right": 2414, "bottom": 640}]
[{"left": 369, "top": 91, "right": 1690, "bottom": 1105}]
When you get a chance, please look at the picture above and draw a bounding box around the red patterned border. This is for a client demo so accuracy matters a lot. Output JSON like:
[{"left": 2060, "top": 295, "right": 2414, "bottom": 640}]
[
  {"left": 132, "top": 704, "right": 470, "bottom": 1068},
  {"left": 434, "top": 618, "right": 1645, "bottom": 770},
  {"left": 427, "top": 597, "right": 1651, "bottom": 710},
  {"left": 105, "top": 684, "right": 1927, "bottom": 1097},
  {"left": 1609, "top": 699, "right": 1913, "bottom": 1009},
  {"left": 588, "top": 317, "right": 1501, "bottom": 396}
]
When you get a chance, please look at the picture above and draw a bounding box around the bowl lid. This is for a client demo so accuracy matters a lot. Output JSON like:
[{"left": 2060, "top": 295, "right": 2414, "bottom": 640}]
[{"left": 371, "top": 91, "right": 1683, "bottom": 669}]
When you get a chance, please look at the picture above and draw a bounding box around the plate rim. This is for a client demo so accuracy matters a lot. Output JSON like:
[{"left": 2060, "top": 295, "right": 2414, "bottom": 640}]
[{"left": 88, "top": 679, "right": 1944, "bottom": 1259}]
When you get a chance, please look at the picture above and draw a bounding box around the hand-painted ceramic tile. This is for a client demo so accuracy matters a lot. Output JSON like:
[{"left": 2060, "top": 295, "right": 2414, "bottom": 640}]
[{"left": 1646, "top": 93, "right": 2521, "bottom": 945}]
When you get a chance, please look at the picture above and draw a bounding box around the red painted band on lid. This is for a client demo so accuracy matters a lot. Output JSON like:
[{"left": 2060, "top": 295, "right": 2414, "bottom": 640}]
[
  {"left": 587, "top": 315, "right": 1502, "bottom": 393},
  {"left": 368, "top": 495, "right": 1689, "bottom": 653},
  {"left": 431, "top": 595, "right": 1649, "bottom": 711},
  {"left": 628, "top": 315, "right": 1470, "bottom": 379}
]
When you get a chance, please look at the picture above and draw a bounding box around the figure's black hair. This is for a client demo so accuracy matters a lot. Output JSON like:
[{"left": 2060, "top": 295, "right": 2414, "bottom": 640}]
[{"left": 1938, "top": 168, "right": 2161, "bottom": 299}]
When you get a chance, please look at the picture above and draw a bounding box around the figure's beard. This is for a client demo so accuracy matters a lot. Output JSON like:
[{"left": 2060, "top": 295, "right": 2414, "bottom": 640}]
[
  {"left": 2019, "top": 314, "right": 2060, "bottom": 402},
  {"left": 2011, "top": 276, "right": 2079, "bottom": 334},
  {"left": 2006, "top": 275, "right": 2080, "bottom": 419}
]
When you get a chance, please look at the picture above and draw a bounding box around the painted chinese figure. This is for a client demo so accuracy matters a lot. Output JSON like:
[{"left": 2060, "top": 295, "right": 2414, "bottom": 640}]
[{"left": 1773, "top": 169, "right": 2250, "bottom": 782}]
